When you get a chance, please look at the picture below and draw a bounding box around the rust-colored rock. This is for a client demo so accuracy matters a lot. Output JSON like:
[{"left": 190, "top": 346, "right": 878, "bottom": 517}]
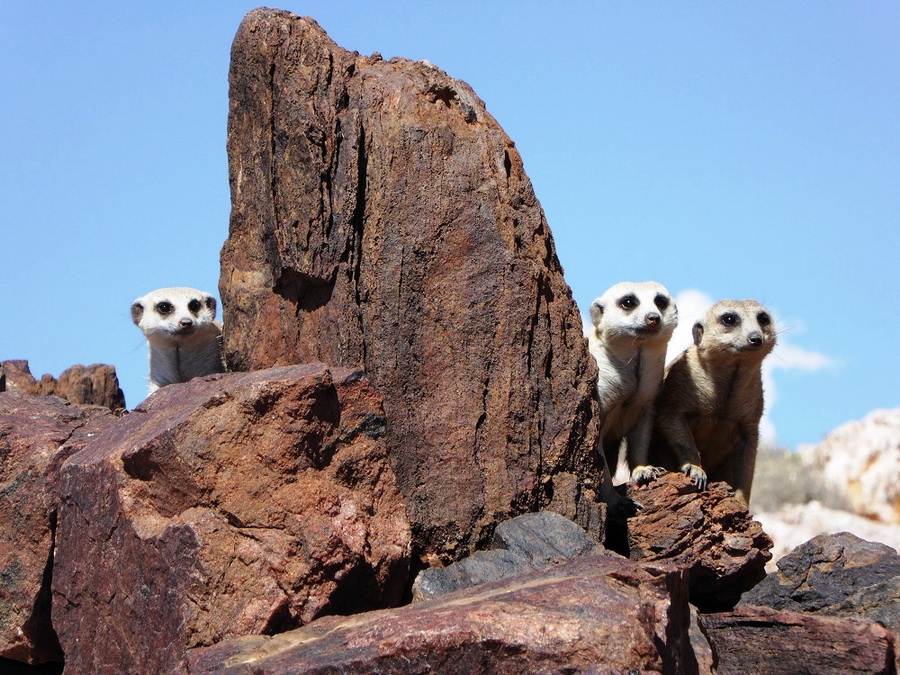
[
  {"left": 621, "top": 472, "right": 773, "bottom": 611},
  {"left": 220, "top": 9, "right": 604, "bottom": 565},
  {"left": 0, "top": 393, "right": 116, "bottom": 665},
  {"left": 700, "top": 605, "right": 897, "bottom": 674},
  {"left": 52, "top": 365, "right": 411, "bottom": 675},
  {"left": 0, "top": 360, "right": 125, "bottom": 411},
  {"left": 180, "top": 555, "right": 698, "bottom": 674}
]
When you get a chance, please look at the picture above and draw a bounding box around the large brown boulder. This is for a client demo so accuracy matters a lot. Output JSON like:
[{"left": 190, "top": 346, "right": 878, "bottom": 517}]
[
  {"left": 220, "top": 8, "right": 604, "bottom": 565},
  {"left": 0, "top": 393, "right": 116, "bottom": 665},
  {"left": 620, "top": 473, "right": 773, "bottom": 611},
  {"left": 51, "top": 365, "right": 411, "bottom": 675},
  {"left": 700, "top": 605, "right": 896, "bottom": 674},
  {"left": 180, "top": 554, "right": 699, "bottom": 674}
]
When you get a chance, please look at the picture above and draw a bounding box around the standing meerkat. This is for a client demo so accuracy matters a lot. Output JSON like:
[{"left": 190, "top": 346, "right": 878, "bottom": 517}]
[
  {"left": 648, "top": 299, "right": 776, "bottom": 506},
  {"left": 588, "top": 281, "right": 678, "bottom": 513},
  {"left": 131, "top": 287, "right": 226, "bottom": 394}
]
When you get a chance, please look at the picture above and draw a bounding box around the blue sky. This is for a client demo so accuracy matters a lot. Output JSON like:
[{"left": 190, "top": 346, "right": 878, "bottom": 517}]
[{"left": 2, "top": 2, "right": 897, "bottom": 449}]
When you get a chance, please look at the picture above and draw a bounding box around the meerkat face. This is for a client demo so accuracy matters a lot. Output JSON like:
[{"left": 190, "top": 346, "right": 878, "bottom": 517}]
[
  {"left": 589, "top": 281, "right": 678, "bottom": 344},
  {"left": 131, "top": 287, "right": 218, "bottom": 344},
  {"left": 693, "top": 299, "right": 776, "bottom": 360}
]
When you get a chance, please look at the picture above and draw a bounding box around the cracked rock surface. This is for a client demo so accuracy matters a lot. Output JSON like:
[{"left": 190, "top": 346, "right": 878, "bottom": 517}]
[
  {"left": 0, "top": 392, "right": 116, "bottom": 664},
  {"left": 220, "top": 8, "right": 603, "bottom": 567},
  {"left": 51, "top": 365, "right": 411, "bottom": 675}
]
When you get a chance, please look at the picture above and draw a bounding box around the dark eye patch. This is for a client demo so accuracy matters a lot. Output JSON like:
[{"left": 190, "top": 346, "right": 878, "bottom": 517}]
[
  {"left": 188, "top": 299, "right": 202, "bottom": 313},
  {"left": 618, "top": 294, "right": 638, "bottom": 310},
  {"left": 720, "top": 312, "right": 739, "bottom": 327},
  {"left": 757, "top": 312, "right": 771, "bottom": 326},
  {"left": 155, "top": 301, "right": 174, "bottom": 315},
  {"left": 654, "top": 294, "right": 670, "bottom": 311}
]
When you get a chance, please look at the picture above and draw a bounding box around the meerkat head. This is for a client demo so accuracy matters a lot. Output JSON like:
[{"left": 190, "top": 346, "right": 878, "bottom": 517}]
[
  {"left": 131, "top": 287, "right": 219, "bottom": 346},
  {"left": 589, "top": 281, "right": 678, "bottom": 345},
  {"left": 693, "top": 299, "right": 776, "bottom": 361}
]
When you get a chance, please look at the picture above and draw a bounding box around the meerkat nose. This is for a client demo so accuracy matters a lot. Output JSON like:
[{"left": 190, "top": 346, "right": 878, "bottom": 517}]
[
  {"left": 748, "top": 332, "right": 762, "bottom": 346},
  {"left": 180, "top": 319, "right": 194, "bottom": 328},
  {"left": 646, "top": 313, "right": 661, "bottom": 325}
]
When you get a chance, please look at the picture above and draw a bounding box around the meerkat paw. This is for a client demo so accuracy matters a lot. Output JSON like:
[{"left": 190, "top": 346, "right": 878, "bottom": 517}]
[
  {"left": 631, "top": 465, "right": 667, "bottom": 485},
  {"left": 607, "top": 494, "right": 643, "bottom": 518},
  {"left": 681, "top": 464, "right": 707, "bottom": 491}
]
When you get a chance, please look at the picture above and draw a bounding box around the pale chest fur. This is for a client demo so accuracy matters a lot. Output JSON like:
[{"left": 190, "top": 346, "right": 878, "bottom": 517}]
[{"left": 590, "top": 336, "right": 666, "bottom": 439}]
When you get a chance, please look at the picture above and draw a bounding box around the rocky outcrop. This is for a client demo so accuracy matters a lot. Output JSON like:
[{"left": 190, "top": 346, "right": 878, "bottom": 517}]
[
  {"left": 220, "top": 8, "right": 603, "bottom": 565},
  {"left": 412, "top": 511, "right": 603, "bottom": 601},
  {"left": 179, "top": 555, "right": 698, "bottom": 674},
  {"left": 0, "top": 360, "right": 125, "bottom": 411},
  {"left": 700, "top": 605, "right": 896, "bottom": 674},
  {"left": 621, "top": 473, "right": 773, "bottom": 611},
  {"left": 754, "top": 500, "right": 900, "bottom": 571},
  {"left": 741, "top": 532, "right": 900, "bottom": 615},
  {"left": 0, "top": 393, "right": 116, "bottom": 664},
  {"left": 51, "top": 365, "right": 411, "bottom": 675},
  {"left": 799, "top": 408, "right": 900, "bottom": 524}
]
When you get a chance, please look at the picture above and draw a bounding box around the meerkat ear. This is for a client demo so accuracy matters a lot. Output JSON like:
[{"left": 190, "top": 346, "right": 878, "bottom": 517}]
[
  {"left": 204, "top": 295, "right": 217, "bottom": 318},
  {"left": 131, "top": 301, "right": 144, "bottom": 325},
  {"left": 589, "top": 299, "right": 604, "bottom": 327},
  {"left": 692, "top": 321, "right": 704, "bottom": 345}
]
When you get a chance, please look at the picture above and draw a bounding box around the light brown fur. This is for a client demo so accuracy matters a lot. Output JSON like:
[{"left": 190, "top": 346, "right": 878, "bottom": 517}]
[{"left": 647, "top": 299, "right": 776, "bottom": 506}]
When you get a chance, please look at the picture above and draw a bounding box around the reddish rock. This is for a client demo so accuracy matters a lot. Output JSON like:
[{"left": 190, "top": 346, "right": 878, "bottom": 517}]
[
  {"left": 0, "top": 393, "right": 116, "bottom": 664},
  {"left": 0, "top": 360, "right": 125, "bottom": 411},
  {"left": 0, "top": 361, "right": 39, "bottom": 396},
  {"left": 700, "top": 605, "right": 897, "bottom": 674},
  {"left": 220, "top": 8, "right": 604, "bottom": 565},
  {"left": 180, "top": 555, "right": 699, "bottom": 674},
  {"left": 622, "top": 472, "right": 773, "bottom": 611},
  {"left": 51, "top": 365, "right": 411, "bottom": 675}
]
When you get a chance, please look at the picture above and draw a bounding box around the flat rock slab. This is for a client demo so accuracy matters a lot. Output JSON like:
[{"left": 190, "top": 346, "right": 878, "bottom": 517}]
[
  {"left": 51, "top": 365, "right": 411, "bottom": 675},
  {"left": 701, "top": 605, "right": 897, "bottom": 674},
  {"left": 412, "top": 511, "right": 603, "bottom": 600},
  {"left": 0, "top": 393, "right": 116, "bottom": 664},
  {"left": 623, "top": 473, "right": 773, "bottom": 611},
  {"left": 180, "top": 555, "right": 698, "bottom": 674},
  {"left": 221, "top": 8, "right": 604, "bottom": 565}
]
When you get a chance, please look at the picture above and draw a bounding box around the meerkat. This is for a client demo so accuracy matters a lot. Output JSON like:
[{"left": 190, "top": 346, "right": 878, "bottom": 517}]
[
  {"left": 647, "top": 299, "right": 776, "bottom": 506},
  {"left": 587, "top": 281, "right": 678, "bottom": 513},
  {"left": 131, "top": 287, "right": 225, "bottom": 394}
]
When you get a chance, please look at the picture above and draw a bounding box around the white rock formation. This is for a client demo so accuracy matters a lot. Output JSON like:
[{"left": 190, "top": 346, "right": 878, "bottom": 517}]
[{"left": 798, "top": 408, "right": 900, "bottom": 524}]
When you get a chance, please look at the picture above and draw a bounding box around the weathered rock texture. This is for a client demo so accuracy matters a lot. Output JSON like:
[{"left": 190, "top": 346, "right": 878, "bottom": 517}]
[
  {"left": 52, "top": 364, "right": 411, "bottom": 675},
  {"left": 700, "top": 605, "right": 897, "bottom": 674},
  {"left": 799, "top": 407, "right": 900, "bottom": 524},
  {"left": 0, "top": 360, "right": 125, "bottom": 411},
  {"left": 180, "top": 555, "right": 698, "bottom": 674},
  {"left": 412, "top": 511, "right": 603, "bottom": 601},
  {"left": 623, "top": 473, "right": 773, "bottom": 612},
  {"left": 220, "top": 8, "right": 603, "bottom": 565},
  {"left": 0, "top": 393, "right": 116, "bottom": 664}
]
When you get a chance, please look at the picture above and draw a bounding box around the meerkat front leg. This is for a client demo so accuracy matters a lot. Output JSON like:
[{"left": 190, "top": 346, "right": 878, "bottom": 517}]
[
  {"left": 729, "top": 425, "right": 759, "bottom": 507},
  {"left": 627, "top": 410, "right": 666, "bottom": 485},
  {"left": 661, "top": 415, "right": 708, "bottom": 491}
]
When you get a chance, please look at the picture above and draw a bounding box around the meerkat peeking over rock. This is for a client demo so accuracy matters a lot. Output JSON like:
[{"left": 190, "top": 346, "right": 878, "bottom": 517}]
[
  {"left": 588, "top": 281, "right": 678, "bottom": 514},
  {"left": 131, "top": 287, "right": 226, "bottom": 394},
  {"left": 648, "top": 299, "right": 776, "bottom": 506}
]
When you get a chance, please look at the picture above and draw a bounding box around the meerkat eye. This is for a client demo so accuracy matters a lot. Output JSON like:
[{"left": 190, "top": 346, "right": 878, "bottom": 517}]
[
  {"left": 188, "top": 299, "right": 202, "bottom": 313},
  {"left": 720, "top": 312, "right": 739, "bottom": 327},
  {"left": 618, "top": 294, "right": 638, "bottom": 310},
  {"left": 654, "top": 294, "right": 670, "bottom": 311},
  {"left": 155, "top": 301, "right": 174, "bottom": 315},
  {"left": 757, "top": 312, "right": 771, "bottom": 326}
]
